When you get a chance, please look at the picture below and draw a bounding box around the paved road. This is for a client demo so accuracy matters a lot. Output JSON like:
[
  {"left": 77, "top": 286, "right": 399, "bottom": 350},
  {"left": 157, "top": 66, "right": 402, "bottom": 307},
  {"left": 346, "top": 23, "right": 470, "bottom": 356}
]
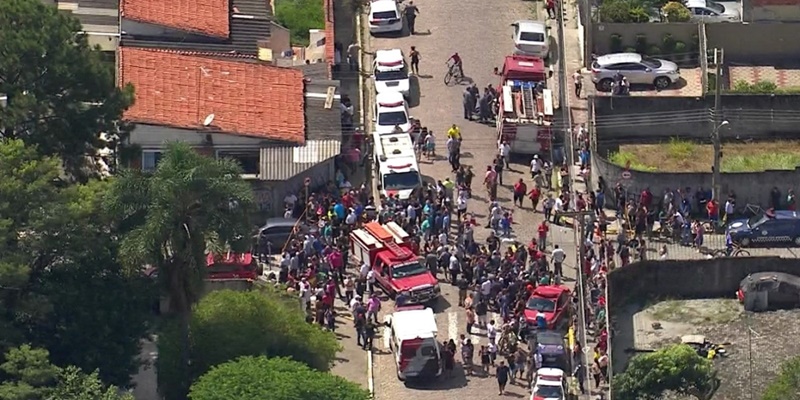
[{"left": 363, "top": 0, "right": 588, "bottom": 398}]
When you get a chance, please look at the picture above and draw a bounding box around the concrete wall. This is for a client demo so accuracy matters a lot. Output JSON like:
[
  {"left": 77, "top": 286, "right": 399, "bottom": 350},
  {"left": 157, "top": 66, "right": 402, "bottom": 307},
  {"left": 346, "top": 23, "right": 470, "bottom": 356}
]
[
  {"left": 251, "top": 158, "right": 335, "bottom": 216},
  {"left": 593, "top": 95, "right": 800, "bottom": 140},
  {"left": 743, "top": 0, "right": 800, "bottom": 22},
  {"left": 592, "top": 152, "right": 800, "bottom": 207},
  {"left": 706, "top": 23, "right": 800, "bottom": 63},
  {"left": 591, "top": 23, "right": 698, "bottom": 61},
  {"left": 606, "top": 257, "right": 800, "bottom": 307}
]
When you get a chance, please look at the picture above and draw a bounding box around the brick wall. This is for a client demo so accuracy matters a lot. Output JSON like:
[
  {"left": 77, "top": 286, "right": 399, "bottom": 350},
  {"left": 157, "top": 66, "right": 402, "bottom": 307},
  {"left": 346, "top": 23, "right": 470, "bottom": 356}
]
[{"left": 323, "top": 0, "right": 335, "bottom": 78}]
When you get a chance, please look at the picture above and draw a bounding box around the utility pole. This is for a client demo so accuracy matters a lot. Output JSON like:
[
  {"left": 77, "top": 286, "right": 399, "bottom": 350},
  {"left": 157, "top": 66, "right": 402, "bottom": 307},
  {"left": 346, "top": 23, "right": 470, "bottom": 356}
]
[
  {"left": 712, "top": 48, "right": 724, "bottom": 202},
  {"left": 555, "top": 0, "right": 573, "bottom": 185}
]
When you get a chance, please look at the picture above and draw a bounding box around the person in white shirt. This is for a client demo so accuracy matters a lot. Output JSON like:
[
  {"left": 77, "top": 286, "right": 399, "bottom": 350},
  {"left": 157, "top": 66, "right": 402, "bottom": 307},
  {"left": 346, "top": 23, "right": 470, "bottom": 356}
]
[
  {"left": 366, "top": 269, "right": 376, "bottom": 294},
  {"left": 480, "top": 279, "right": 492, "bottom": 303},
  {"left": 499, "top": 141, "right": 511, "bottom": 168},
  {"left": 530, "top": 155, "right": 541, "bottom": 178},
  {"left": 551, "top": 244, "right": 566, "bottom": 277},
  {"left": 345, "top": 209, "right": 357, "bottom": 225},
  {"left": 283, "top": 207, "right": 293, "bottom": 219},
  {"left": 724, "top": 198, "right": 735, "bottom": 222},
  {"left": 284, "top": 193, "right": 297, "bottom": 209},
  {"left": 439, "top": 232, "right": 448, "bottom": 246},
  {"left": 487, "top": 320, "right": 497, "bottom": 344}
]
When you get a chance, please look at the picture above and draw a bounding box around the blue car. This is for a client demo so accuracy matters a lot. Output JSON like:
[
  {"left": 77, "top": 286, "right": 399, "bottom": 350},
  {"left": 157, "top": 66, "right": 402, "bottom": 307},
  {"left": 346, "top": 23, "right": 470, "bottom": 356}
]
[{"left": 727, "top": 210, "right": 800, "bottom": 247}]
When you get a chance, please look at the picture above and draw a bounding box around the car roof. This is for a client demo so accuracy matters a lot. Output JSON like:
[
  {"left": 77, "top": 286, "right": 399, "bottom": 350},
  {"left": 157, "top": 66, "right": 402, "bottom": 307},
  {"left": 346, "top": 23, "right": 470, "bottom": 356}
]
[
  {"left": 376, "top": 92, "right": 406, "bottom": 107},
  {"left": 596, "top": 53, "right": 643, "bottom": 66},
  {"left": 533, "top": 285, "right": 570, "bottom": 298},
  {"left": 390, "top": 307, "right": 438, "bottom": 340},
  {"left": 685, "top": 0, "right": 708, "bottom": 7},
  {"left": 376, "top": 48, "right": 404, "bottom": 61},
  {"left": 769, "top": 210, "right": 800, "bottom": 220},
  {"left": 370, "top": 0, "right": 398, "bottom": 12},
  {"left": 263, "top": 217, "right": 298, "bottom": 228},
  {"left": 535, "top": 368, "right": 565, "bottom": 385},
  {"left": 514, "top": 19, "right": 547, "bottom": 33}
]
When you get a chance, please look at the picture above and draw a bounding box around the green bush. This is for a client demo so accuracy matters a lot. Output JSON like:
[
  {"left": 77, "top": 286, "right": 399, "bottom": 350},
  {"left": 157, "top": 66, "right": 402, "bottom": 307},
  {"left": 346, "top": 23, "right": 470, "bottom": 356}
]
[
  {"left": 189, "top": 356, "right": 371, "bottom": 400},
  {"left": 662, "top": 1, "right": 691, "bottom": 22},
  {"left": 661, "top": 33, "right": 676, "bottom": 54},
  {"left": 608, "top": 151, "right": 657, "bottom": 172},
  {"left": 158, "top": 290, "right": 341, "bottom": 400},
  {"left": 275, "top": 0, "right": 325, "bottom": 45},
  {"left": 599, "top": 0, "right": 650, "bottom": 22},
  {"left": 624, "top": 46, "right": 637, "bottom": 53},
  {"left": 646, "top": 45, "right": 662, "bottom": 57}
]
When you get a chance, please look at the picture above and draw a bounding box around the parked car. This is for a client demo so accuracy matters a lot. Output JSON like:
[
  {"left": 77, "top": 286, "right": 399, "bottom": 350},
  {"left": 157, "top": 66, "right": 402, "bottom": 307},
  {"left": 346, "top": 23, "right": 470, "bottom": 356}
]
[
  {"left": 524, "top": 285, "right": 571, "bottom": 330},
  {"left": 372, "top": 48, "right": 411, "bottom": 97},
  {"left": 368, "top": 0, "right": 403, "bottom": 35},
  {"left": 591, "top": 53, "right": 681, "bottom": 91},
  {"left": 254, "top": 218, "right": 316, "bottom": 254},
  {"left": 374, "top": 92, "right": 413, "bottom": 134},
  {"left": 511, "top": 20, "right": 549, "bottom": 59},
  {"left": 738, "top": 271, "right": 800, "bottom": 311},
  {"left": 530, "top": 368, "right": 567, "bottom": 400},
  {"left": 534, "top": 331, "right": 570, "bottom": 370},
  {"left": 686, "top": 0, "right": 741, "bottom": 22},
  {"left": 727, "top": 210, "right": 800, "bottom": 247}
]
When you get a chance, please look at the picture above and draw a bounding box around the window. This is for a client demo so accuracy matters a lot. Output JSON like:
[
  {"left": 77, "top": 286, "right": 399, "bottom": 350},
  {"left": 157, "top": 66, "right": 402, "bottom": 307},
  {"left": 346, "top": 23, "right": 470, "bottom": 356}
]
[
  {"left": 519, "top": 32, "right": 546, "bottom": 43},
  {"left": 142, "top": 151, "right": 162, "bottom": 172},
  {"left": 217, "top": 150, "right": 260, "bottom": 175}
]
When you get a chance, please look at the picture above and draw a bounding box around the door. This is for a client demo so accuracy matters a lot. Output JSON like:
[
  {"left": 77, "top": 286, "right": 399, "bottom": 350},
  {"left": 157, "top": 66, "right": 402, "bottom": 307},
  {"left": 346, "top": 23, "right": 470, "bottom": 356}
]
[
  {"left": 375, "top": 259, "right": 392, "bottom": 291},
  {"left": 616, "top": 63, "right": 648, "bottom": 84},
  {"left": 263, "top": 226, "right": 293, "bottom": 251}
]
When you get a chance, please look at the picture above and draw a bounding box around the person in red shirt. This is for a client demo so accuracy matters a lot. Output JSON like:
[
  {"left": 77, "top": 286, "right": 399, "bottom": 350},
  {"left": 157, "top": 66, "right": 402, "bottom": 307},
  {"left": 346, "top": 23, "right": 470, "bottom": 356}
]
[
  {"left": 513, "top": 179, "right": 527, "bottom": 208},
  {"left": 545, "top": 0, "right": 556, "bottom": 18},
  {"left": 706, "top": 198, "right": 719, "bottom": 222},
  {"left": 528, "top": 186, "right": 541, "bottom": 212},
  {"left": 537, "top": 221, "right": 549, "bottom": 251},
  {"left": 640, "top": 187, "right": 653, "bottom": 210}
]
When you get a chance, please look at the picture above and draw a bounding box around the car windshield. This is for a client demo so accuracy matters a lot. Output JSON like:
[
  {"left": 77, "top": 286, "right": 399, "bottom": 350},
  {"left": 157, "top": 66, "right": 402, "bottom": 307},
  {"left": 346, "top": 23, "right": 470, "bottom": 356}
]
[
  {"left": 641, "top": 57, "right": 662, "bottom": 69},
  {"left": 375, "top": 69, "right": 408, "bottom": 81},
  {"left": 383, "top": 171, "right": 420, "bottom": 190},
  {"left": 747, "top": 214, "right": 769, "bottom": 228},
  {"left": 537, "top": 333, "right": 563, "bottom": 345},
  {"left": 519, "top": 31, "right": 545, "bottom": 43},
  {"left": 392, "top": 262, "right": 428, "bottom": 279},
  {"left": 378, "top": 111, "right": 407, "bottom": 126},
  {"left": 706, "top": 1, "right": 725, "bottom": 13},
  {"left": 372, "top": 11, "right": 397, "bottom": 19},
  {"left": 535, "top": 385, "right": 563, "bottom": 398},
  {"left": 526, "top": 297, "right": 556, "bottom": 312}
]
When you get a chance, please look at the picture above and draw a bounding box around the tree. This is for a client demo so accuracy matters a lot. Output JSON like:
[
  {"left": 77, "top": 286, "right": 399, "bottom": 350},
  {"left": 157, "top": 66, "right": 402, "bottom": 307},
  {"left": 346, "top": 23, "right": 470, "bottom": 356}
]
[
  {"left": 612, "top": 344, "right": 719, "bottom": 400},
  {"left": 0, "top": 345, "right": 133, "bottom": 400},
  {"left": 157, "top": 290, "right": 340, "bottom": 399},
  {"left": 0, "top": 0, "right": 134, "bottom": 177},
  {"left": 106, "top": 142, "right": 254, "bottom": 399},
  {"left": 274, "top": 0, "right": 325, "bottom": 45},
  {"left": 189, "top": 356, "right": 370, "bottom": 400},
  {"left": 662, "top": 2, "right": 691, "bottom": 22},
  {"left": 598, "top": 0, "right": 652, "bottom": 23},
  {"left": 762, "top": 356, "right": 800, "bottom": 400}
]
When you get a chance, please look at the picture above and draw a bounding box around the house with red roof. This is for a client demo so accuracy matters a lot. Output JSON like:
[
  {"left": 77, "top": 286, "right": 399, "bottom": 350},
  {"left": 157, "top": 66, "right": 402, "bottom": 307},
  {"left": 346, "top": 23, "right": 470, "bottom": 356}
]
[{"left": 117, "top": 0, "right": 343, "bottom": 215}]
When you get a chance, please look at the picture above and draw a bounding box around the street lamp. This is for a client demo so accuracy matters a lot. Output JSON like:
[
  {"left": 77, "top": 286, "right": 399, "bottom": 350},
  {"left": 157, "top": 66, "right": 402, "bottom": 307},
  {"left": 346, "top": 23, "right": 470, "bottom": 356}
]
[{"left": 712, "top": 120, "right": 729, "bottom": 202}]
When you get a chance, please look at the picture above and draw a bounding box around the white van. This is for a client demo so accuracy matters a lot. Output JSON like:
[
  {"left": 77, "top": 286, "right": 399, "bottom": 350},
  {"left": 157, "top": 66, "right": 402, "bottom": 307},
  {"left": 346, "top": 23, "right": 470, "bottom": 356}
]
[
  {"left": 373, "top": 133, "right": 421, "bottom": 200},
  {"left": 373, "top": 49, "right": 410, "bottom": 97},
  {"left": 368, "top": 0, "right": 403, "bottom": 34},
  {"left": 385, "top": 306, "right": 442, "bottom": 380}
]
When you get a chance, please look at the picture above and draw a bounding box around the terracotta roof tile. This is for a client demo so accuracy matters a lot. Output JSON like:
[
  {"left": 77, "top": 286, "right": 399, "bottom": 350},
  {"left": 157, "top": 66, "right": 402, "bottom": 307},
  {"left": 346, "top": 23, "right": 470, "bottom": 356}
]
[
  {"left": 119, "top": 47, "right": 305, "bottom": 143},
  {"left": 121, "top": 0, "right": 231, "bottom": 38}
]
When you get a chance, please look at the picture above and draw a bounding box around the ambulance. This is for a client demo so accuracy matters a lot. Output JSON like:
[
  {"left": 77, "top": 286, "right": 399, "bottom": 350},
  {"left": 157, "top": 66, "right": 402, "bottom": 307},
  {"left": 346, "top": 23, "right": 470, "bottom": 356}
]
[
  {"left": 374, "top": 92, "right": 413, "bottom": 135},
  {"left": 384, "top": 306, "right": 442, "bottom": 381},
  {"left": 373, "top": 132, "right": 422, "bottom": 200},
  {"left": 372, "top": 48, "right": 411, "bottom": 97}
]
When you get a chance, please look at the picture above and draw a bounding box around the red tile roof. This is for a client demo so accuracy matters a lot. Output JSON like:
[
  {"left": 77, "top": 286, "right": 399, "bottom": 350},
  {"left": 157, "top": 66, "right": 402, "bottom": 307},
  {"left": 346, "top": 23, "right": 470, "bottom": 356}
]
[
  {"left": 119, "top": 47, "right": 306, "bottom": 143},
  {"left": 121, "top": 0, "right": 231, "bottom": 38}
]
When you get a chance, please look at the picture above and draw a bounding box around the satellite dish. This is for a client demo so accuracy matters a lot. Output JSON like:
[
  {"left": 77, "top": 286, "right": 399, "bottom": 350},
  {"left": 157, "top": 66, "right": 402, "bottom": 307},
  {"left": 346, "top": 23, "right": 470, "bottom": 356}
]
[{"left": 203, "top": 114, "right": 215, "bottom": 126}]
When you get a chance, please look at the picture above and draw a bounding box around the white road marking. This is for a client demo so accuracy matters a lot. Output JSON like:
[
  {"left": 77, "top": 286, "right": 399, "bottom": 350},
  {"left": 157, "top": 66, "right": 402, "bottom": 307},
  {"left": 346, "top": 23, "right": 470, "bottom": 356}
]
[{"left": 448, "top": 310, "right": 459, "bottom": 341}]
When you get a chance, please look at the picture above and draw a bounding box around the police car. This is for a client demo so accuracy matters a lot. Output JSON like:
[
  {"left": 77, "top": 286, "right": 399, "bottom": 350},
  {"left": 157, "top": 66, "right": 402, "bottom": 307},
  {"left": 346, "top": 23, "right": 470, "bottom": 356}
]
[
  {"left": 727, "top": 210, "right": 800, "bottom": 247},
  {"left": 373, "top": 132, "right": 421, "bottom": 200},
  {"left": 530, "top": 368, "right": 566, "bottom": 400},
  {"left": 374, "top": 92, "right": 412, "bottom": 135},
  {"left": 372, "top": 49, "right": 410, "bottom": 97},
  {"left": 368, "top": 0, "right": 403, "bottom": 34}
]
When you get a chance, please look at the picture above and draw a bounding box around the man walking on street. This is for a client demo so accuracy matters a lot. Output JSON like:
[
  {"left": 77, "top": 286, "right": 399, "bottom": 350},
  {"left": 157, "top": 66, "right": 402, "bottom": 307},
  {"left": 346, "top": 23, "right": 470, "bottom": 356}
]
[
  {"left": 573, "top": 70, "right": 584, "bottom": 98},
  {"left": 405, "top": 1, "right": 420, "bottom": 34},
  {"left": 551, "top": 244, "right": 566, "bottom": 277},
  {"left": 463, "top": 86, "right": 476, "bottom": 120}
]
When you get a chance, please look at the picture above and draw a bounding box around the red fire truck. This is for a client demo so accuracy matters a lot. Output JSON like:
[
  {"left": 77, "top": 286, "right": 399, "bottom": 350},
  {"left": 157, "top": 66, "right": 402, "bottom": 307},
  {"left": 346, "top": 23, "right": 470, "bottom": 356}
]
[
  {"left": 350, "top": 221, "right": 440, "bottom": 304},
  {"left": 496, "top": 55, "right": 554, "bottom": 156},
  {"left": 205, "top": 252, "right": 262, "bottom": 281}
]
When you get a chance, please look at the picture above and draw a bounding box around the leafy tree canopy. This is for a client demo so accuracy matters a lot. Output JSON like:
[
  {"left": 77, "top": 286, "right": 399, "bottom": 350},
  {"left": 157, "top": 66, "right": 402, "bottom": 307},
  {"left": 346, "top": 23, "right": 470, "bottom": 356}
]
[
  {"left": 274, "top": 0, "right": 324, "bottom": 45},
  {"left": 0, "top": 345, "right": 133, "bottom": 400},
  {"left": 157, "top": 290, "right": 340, "bottom": 399},
  {"left": 612, "top": 344, "right": 719, "bottom": 400},
  {"left": 0, "top": 139, "right": 153, "bottom": 387},
  {"left": 763, "top": 356, "right": 800, "bottom": 400},
  {"left": 0, "top": 0, "right": 134, "bottom": 177},
  {"left": 189, "top": 356, "right": 370, "bottom": 400}
]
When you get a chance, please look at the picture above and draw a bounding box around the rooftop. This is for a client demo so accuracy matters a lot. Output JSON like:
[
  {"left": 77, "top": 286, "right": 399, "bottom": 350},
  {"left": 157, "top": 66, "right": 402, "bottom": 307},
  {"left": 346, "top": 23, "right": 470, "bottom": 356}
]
[
  {"left": 120, "top": 0, "right": 231, "bottom": 37},
  {"left": 119, "top": 47, "right": 306, "bottom": 143}
]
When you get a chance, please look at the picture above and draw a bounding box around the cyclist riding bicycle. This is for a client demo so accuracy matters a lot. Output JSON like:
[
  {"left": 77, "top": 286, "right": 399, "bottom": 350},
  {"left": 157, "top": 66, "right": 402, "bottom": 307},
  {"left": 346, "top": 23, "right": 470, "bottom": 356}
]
[{"left": 447, "top": 52, "right": 463, "bottom": 77}]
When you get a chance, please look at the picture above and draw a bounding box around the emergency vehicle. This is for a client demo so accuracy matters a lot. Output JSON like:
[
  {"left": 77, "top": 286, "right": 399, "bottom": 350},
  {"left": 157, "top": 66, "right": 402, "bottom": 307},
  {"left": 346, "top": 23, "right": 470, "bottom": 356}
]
[
  {"left": 384, "top": 306, "right": 442, "bottom": 380},
  {"left": 373, "top": 49, "right": 410, "bottom": 97},
  {"left": 496, "top": 55, "right": 554, "bottom": 156},
  {"left": 374, "top": 92, "right": 413, "bottom": 135},
  {"left": 373, "top": 132, "right": 422, "bottom": 200},
  {"left": 530, "top": 368, "right": 567, "bottom": 400},
  {"left": 350, "top": 222, "right": 439, "bottom": 303}
]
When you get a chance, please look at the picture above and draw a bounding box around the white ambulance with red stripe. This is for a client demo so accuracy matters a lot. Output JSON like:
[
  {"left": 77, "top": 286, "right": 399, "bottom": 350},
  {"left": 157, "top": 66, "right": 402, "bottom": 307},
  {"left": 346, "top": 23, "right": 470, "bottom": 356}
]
[
  {"left": 373, "top": 49, "right": 410, "bottom": 97},
  {"left": 373, "top": 132, "right": 421, "bottom": 200},
  {"left": 385, "top": 306, "right": 443, "bottom": 381}
]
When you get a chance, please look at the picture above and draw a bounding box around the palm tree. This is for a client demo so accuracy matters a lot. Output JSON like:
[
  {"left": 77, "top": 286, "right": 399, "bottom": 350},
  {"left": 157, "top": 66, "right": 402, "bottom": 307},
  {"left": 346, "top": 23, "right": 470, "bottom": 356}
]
[{"left": 106, "top": 142, "right": 254, "bottom": 399}]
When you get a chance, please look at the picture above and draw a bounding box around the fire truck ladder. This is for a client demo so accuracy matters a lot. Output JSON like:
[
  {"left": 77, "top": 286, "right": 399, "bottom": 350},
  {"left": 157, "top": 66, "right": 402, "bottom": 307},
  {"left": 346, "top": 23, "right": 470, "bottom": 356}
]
[
  {"left": 364, "top": 222, "right": 412, "bottom": 259},
  {"left": 521, "top": 82, "right": 536, "bottom": 119}
]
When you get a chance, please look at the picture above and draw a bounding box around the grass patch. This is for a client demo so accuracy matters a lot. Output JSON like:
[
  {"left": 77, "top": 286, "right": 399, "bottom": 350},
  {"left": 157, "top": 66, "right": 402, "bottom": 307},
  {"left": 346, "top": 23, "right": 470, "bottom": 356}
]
[
  {"left": 648, "top": 299, "right": 741, "bottom": 325},
  {"left": 608, "top": 140, "right": 800, "bottom": 172}
]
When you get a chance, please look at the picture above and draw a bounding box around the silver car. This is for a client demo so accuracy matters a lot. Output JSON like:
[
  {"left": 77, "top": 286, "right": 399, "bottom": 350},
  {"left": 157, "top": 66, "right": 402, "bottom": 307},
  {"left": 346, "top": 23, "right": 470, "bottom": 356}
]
[
  {"left": 685, "top": 0, "right": 741, "bottom": 22},
  {"left": 591, "top": 53, "right": 681, "bottom": 91}
]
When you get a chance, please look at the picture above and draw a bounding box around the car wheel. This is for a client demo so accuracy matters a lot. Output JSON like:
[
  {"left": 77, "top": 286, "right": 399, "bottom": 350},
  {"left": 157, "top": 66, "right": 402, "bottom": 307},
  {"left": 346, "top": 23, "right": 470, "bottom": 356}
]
[
  {"left": 654, "top": 76, "right": 671, "bottom": 89},
  {"left": 598, "top": 78, "right": 613, "bottom": 92},
  {"left": 794, "top": 236, "right": 800, "bottom": 246},
  {"left": 740, "top": 237, "right": 751, "bottom": 247}
]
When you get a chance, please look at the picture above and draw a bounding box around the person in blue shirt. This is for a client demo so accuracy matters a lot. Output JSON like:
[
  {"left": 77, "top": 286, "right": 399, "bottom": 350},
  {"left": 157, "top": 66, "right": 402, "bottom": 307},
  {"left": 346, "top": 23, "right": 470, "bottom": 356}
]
[
  {"left": 333, "top": 201, "right": 346, "bottom": 220},
  {"left": 725, "top": 231, "right": 733, "bottom": 256},
  {"left": 535, "top": 312, "right": 547, "bottom": 329}
]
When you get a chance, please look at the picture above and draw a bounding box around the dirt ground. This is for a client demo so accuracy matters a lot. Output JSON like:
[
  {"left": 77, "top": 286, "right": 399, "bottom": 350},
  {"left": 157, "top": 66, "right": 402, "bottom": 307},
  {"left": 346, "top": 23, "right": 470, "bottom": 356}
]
[
  {"left": 617, "top": 140, "right": 800, "bottom": 172},
  {"left": 621, "top": 299, "right": 800, "bottom": 400}
]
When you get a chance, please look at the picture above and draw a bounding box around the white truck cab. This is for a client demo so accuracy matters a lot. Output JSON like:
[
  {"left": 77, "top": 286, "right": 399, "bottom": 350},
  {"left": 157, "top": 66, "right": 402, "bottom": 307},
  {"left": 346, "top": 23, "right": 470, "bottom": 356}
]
[
  {"left": 384, "top": 306, "right": 442, "bottom": 381},
  {"left": 373, "top": 49, "right": 411, "bottom": 97},
  {"left": 374, "top": 92, "right": 412, "bottom": 135}
]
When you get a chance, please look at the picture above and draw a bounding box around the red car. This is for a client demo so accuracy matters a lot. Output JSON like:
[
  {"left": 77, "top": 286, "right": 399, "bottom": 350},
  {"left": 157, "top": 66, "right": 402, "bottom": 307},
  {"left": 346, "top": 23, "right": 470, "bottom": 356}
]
[{"left": 524, "top": 285, "right": 572, "bottom": 330}]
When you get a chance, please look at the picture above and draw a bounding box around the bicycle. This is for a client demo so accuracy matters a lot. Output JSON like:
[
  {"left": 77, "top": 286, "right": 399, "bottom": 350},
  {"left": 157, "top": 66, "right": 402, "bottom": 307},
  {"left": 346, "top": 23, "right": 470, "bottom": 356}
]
[
  {"left": 443, "top": 62, "right": 463, "bottom": 86},
  {"left": 711, "top": 244, "right": 751, "bottom": 258}
]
